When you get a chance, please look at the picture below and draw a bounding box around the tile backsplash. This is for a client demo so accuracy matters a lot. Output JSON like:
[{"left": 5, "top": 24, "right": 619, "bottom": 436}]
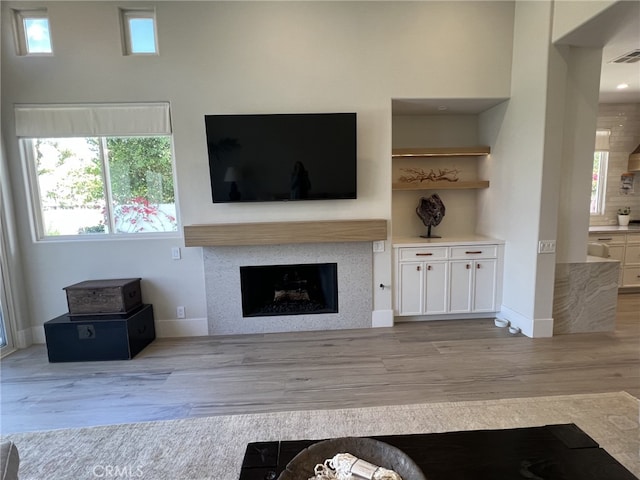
[{"left": 591, "top": 103, "right": 640, "bottom": 226}]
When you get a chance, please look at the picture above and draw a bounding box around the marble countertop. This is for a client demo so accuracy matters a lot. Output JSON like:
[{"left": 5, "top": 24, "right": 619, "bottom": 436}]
[
  {"left": 586, "top": 255, "right": 620, "bottom": 263},
  {"left": 589, "top": 225, "right": 640, "bottom": 233},
  {"left": 392, "top": 235, "right": 504, "bottom": 247}
]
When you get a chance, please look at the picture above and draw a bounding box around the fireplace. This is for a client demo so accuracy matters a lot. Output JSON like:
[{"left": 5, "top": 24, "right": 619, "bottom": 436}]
[
  {"left": 203, "top": 242, "right": 372, "bottom": 335},
  {"left": 240, "top": 263, "right": 338, "bottom": 317}
]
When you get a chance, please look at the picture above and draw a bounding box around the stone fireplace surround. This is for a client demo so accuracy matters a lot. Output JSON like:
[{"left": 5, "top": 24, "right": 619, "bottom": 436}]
[
  {"left": 186, "top": 219, "right": 387, "bottom": 335},
  {"left": 204, "top": 242, "right": 372, "bottom": 335}
]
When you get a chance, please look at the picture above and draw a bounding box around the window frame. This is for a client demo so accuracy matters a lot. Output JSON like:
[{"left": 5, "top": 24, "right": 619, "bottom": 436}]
[
  {"left": 12, "top": 8, "right": 53, "bottom": 56},
  {"left": 590, "top": 150, "right": 609, "bottom": 216},
  {"left": 20, "top": 136, "right": 180, "bottom": 242},
  {"left": 119, "top": 8, "right": 159, "bottom": 56}
]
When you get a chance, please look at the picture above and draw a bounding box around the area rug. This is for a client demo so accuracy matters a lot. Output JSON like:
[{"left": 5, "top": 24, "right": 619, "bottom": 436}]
[{"left": 3, "top": 392, "right": 639, "bottom": 480}]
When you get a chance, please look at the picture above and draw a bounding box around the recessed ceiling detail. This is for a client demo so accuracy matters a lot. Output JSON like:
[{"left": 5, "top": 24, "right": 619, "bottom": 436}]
[{"left": 609, "top": 49, "right": 640, "bottom": 64}]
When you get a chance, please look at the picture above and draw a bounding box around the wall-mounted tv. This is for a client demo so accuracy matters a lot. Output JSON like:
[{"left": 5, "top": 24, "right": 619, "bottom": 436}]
[{"left": 204, "top": 113, "right": 357, "bottom": 203}]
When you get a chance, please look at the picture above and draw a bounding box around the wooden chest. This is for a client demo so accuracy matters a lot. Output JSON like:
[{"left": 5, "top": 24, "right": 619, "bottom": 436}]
[
  {"left": 44, "top": 304, "right": 155, "bottom": 362},
  {"left": 64, "top": 278, "right": 142, "bottom": 315}
]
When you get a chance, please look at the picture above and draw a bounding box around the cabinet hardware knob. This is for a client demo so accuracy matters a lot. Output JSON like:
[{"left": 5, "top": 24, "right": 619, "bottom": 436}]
[
  {"left": 477, "top": 264, "right": 481, "bottom": 269},
  {"left": 466, "top": 251, "right": 483, "bottom": 254},
  {"left": 417, "top": 266, "right": 421, "bottom": 271},
  {"left": 427, "top": 265, "right": 432, "bottom": 270},
  {"left": 466, "top": 264, "right": 470, "bottom": 269}
]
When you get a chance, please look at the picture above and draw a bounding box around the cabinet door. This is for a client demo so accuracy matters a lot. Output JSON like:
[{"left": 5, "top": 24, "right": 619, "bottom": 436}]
[
  {"left": 397, "top": 262, "right": 423, "bottom": 316},
  {"left": 424, "top": 262, "right": 448, "bottom": 314},
  {"left": 622, "top": 266, "right": 640, "bottom": 287},
  {"left": 449, "top": 260, "right": 472, "bottom": 313},
  {"left": 473, "top": 259, "right": 497, "bottom": 312},
  {"left": 624, "top": 244, "right": 640, "bottom": 266}
]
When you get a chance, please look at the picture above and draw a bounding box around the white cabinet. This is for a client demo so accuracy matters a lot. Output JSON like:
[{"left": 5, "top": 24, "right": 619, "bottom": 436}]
[
  {"left": 396, "top": 247, "right": 448, "bottom": 315},
  {"left": 588, "top": 231, "right": 640, "bottom": 287},
  {"left": 623, "top": 234, "right": 640, "bottom": 287},
  {"left": 394, "top": 240, "right": 503, "bottom": 318}
]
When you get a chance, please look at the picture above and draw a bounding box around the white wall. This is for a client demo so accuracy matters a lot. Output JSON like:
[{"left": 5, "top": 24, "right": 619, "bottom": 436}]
[
  {"left": 552, "top": 0, "right": 618, "bottom": 43},
  {"left": 478, "top": 0, "right": 557, "bottom": 337},
  {"left": 1, "top": 1, "right": 515, "bottom": 339},
  {"left": 554, "top": 46, "right": 603, "bottom": 263},
  {"left": 592, "top": 103, "right": 640, "bottom": 225}
]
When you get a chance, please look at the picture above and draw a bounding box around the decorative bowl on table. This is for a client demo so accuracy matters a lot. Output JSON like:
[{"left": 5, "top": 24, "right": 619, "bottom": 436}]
[{"left": 277, "top": 436, "right": 427, "bottom": 480}]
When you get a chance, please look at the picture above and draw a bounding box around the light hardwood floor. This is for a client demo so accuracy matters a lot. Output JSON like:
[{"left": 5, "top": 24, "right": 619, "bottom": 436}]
[{"left": 1, "top": 293, "right": 638, "bottom": 434}]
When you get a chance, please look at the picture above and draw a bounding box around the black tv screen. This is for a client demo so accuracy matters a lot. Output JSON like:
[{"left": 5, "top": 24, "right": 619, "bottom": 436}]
[{"left": 204, "top": 113, "right": 357, "bottom": 203}]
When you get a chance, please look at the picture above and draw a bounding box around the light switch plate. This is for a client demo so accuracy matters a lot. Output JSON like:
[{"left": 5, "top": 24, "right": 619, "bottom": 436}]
[
  {"left": 538, "top": 240, "right": 556, "bottom": 254},
  {"left": 373, "top": 241, "right": 385, "bottom": 253}
]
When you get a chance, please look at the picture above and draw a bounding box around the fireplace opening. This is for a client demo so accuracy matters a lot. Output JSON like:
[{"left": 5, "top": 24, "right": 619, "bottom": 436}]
[{"left": 240, "top": 263, "right": 338, "bottom": 317}]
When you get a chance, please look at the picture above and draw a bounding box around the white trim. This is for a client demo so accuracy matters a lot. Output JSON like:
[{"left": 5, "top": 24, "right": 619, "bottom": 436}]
[
  {"left": 154, "top": 317, "right": 209, "bottom": 338},
  {"left": 33, "top": 317, "right": 209, "bottom": 346},
  {"left": 594, "top": 129, "right": 611, "bottom": 151},
  {"left": 14, "top": 103, "right": 172, "bottom": 137},
  {"left": 11, "top": 8, "right": 53, "bottom": 56},
  {"left": 497, "top": 305, "right": 554, "bottom": 338},
  {"left": 372, "top": 309, "right": 394, "bottom": 327},
  {"left": 119, "top": 7, "right": 159, "bottom": 56}
]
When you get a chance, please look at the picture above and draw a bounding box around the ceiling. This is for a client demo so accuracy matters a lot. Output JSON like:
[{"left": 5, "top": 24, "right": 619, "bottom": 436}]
[
  {"left": 598, "top": 3, "right": 640, "bottom": 103},
  {"left": 393, "top": 1, "right": 639, "bottom": 115}
]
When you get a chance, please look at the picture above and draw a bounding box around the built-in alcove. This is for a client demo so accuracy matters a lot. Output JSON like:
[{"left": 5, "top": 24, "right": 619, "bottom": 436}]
[{"left": 391, "top": 99, "right": 506, "bottom": 240}]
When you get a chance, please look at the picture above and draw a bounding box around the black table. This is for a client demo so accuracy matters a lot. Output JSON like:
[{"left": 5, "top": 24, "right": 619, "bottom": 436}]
[{"left": 239, "top": 424, "right": 638, "bottom": 480}]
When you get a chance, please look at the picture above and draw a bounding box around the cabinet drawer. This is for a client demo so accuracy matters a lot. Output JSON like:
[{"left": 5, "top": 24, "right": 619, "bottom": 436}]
[
  {"left": 624, "top": 244, "right": 640, "bottom": 265},
  {"left": 588, "top": 233, "right": 626, "bottom": 245},
  {"left": 622, "top": 266, "right": 640, "bottom": 287},
  {"left": 626, "top": 233, "right": 640, "bottom": 244},
  {"left": 398, "top": 247, "right": 448, "bottom": 261},
  {"left": 450, "top": 245, "right": 497, "bottom": 259}
]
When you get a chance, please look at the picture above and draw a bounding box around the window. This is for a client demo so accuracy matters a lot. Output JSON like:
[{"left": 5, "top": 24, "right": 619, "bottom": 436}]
[
  {"left": 591, "top": 151, "right": 609, "bottom": 215},
  {"left": 591, "top": 129, "right": 610, "bottom": 215},
  {"left": 120, "top": 8, "right": 158, "bottom": 55},
  {"left": 12, "top": 9, "right": 53, "bottom": 55},
  {"left": 15, "top": 103, "right": 177, "bottom": 239}
]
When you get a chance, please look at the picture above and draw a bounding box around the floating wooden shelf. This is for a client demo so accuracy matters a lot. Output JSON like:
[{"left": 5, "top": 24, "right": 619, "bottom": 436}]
[
  {"left": 392, "top": 146, "right": 491, "bottom": 158},
  {"left": 392, "top": 180, "right": 490, "bottom": 191},
  {"left": 184, "top": 219, "right": 387, "bottom": 247}
]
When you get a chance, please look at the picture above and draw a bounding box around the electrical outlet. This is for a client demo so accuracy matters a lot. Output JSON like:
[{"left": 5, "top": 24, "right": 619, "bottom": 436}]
[
  {"left": 538, "top": 240, "right": 556, "bottom": 254},
  {"left": 177, "top": 306, "right": 185, "bottom": 319},
  {"left": 373, "top": 241, "right": 385, "bottom": 253},
  {"left": 171, "top": 247, "right": 181, "bottom": 260}
]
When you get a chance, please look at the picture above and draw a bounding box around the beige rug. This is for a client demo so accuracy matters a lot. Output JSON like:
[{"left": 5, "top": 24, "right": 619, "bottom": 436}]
[{"left": 3, "top": 392, "right": 639, "bottom": 480}]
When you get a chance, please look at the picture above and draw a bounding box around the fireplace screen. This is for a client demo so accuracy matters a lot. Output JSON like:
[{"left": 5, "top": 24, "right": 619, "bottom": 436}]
[{"left": 240, "top": 263, "right": 338, "bottom": 317}]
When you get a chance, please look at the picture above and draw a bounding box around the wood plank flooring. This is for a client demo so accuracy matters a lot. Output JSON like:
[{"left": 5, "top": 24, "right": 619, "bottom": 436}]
[{"left": 1, "top": 293, "right": 638, "bottom": 435}]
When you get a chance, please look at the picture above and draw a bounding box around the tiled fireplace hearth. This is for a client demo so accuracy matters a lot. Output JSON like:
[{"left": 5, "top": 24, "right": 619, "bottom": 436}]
[{"left": 204, "top": 243, "right": 373, "bottom": 335}]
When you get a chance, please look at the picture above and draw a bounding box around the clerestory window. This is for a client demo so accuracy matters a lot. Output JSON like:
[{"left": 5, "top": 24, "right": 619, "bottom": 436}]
[
  {"left": 12, "top": 8, "right": 53, "bottom": 55},
  {"left": 120, "top": 8, "right": 158, "bottom": 55}
]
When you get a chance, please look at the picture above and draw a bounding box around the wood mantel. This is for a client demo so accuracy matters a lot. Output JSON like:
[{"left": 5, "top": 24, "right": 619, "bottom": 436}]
[{"left": 184, "top": 219, "right": 388, "bottom": 247}]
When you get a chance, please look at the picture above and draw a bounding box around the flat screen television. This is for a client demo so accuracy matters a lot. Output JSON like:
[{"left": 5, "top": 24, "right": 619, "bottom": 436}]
[{"left": 204, "top": 113, "right": 357, "bottom": 203}]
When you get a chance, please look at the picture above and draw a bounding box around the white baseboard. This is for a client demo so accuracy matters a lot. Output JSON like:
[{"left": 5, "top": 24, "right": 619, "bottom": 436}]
[
  {"left": 372, "top": 309, "right": 394, "bottom": 327},
  {"left": 498, "top": 306, "right": 554, "bottom": 338},
  {"left": 16, "top": 326, "right": 35, "bottom": 347},
  {"left": 155, "top": 317, "right": 209, "bottom": 337},
  {"left": 29, "top": 317, "right": 209, "bottom": 345}
]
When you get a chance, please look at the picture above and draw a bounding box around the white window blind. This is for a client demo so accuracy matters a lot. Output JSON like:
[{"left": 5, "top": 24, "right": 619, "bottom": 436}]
[
  {"left": 594, "top": 129, "right": 610, "bottom": 151},
  {"left": 14, "top": 103, "right": 172, "bottom": 137}
]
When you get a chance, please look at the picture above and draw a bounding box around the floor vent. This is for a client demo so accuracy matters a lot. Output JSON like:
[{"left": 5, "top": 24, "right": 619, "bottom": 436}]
[{"left": 609, "top": 49, "right": 640, "bottom": 64}]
